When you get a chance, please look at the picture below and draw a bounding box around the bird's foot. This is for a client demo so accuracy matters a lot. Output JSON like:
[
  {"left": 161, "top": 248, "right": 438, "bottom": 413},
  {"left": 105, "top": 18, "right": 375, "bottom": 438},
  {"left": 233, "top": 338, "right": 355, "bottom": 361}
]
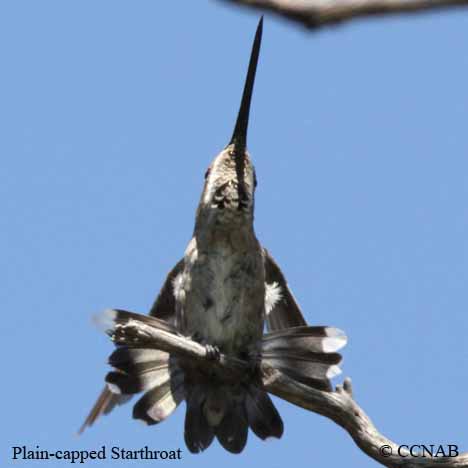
[{"left": 205, "top": 344, "right": 221, "bottom": 361}]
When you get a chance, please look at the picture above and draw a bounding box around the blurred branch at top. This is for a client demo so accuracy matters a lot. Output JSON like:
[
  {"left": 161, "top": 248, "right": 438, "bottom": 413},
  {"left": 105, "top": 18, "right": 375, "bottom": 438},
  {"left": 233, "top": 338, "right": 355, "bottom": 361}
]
[{"left": 220, "top": 0, "right": 468, "bottom": 29}]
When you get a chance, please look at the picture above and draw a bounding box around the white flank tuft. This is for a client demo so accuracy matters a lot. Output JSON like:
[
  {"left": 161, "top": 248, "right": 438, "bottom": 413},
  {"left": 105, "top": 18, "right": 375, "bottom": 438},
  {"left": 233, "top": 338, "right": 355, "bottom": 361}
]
[
  {"left": 172, "top": 273, "right": 185, "bottom": 302},
  {"left": 265, "top": 282, "right": 282, "bottom": 316}
]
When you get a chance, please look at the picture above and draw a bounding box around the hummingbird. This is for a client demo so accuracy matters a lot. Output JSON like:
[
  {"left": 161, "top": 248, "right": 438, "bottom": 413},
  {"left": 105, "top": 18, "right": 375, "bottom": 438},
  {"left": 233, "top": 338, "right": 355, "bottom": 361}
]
[{"left": 80, "top": 17, "right": 346, "bottom": 454}]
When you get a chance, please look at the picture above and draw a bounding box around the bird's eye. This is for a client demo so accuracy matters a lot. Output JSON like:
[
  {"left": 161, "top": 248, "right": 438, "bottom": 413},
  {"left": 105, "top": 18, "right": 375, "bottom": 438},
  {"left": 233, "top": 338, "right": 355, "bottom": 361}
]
[
  {"left": 253, "top": 172, "right": 258, "bottom": 188},
  {"left": 205, "top": 168, "right": 211, "bottom": 179}
]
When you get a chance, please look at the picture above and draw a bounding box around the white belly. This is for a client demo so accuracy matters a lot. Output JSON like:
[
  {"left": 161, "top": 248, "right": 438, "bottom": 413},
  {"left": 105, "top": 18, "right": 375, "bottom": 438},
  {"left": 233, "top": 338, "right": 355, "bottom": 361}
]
[{"left": 176, "top": 238, "right": 265, "bottom": 355}]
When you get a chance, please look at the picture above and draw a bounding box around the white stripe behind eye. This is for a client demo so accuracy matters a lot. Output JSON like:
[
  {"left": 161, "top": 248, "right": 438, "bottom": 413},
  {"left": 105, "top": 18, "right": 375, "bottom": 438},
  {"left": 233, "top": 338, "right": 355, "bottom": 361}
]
[{"left": 203, "top": 155, "right": 223, "bottom": 204}]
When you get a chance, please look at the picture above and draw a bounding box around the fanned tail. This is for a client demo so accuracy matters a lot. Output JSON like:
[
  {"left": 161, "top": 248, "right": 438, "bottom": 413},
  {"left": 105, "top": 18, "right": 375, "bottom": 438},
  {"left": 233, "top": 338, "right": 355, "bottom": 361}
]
[
  {"left": 184, "top": 381, "right": 280, "bottom": 454},
  {"left": 131, "top": 371, "right": 185, "bottom": 425},
  {"left": 84, "top": 310, "right": 347, "bottom": 455},
  {"left": 261, "top": 326, "right": 347, "bottom": 391},
  {"left": 245, "top": 383, "right": 283, "bottom": 440},
  {"left": 78, "top": 387, "right": 132, "bottom": 434},
  {"left": 93, "top": 309, "right": 185, "bottom": 426},
  {"left": 184, "top": 384, "right": 249, "bottom": 454},
  {"left": 184, "top": 384, "right": 215, "bottom": 453},
  {"left": 95, "top": 308, "right": 178, "bottom": 338},
  {"left": 214, "top": 392, "right": 249, "bottom": 454}
]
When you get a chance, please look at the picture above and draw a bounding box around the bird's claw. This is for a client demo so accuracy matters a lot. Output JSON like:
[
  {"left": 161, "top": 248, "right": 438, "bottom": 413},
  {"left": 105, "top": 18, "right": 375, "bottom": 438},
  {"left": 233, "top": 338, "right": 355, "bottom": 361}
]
[{"left": 205, "top": 344, "right": 221, "bottom": 361}]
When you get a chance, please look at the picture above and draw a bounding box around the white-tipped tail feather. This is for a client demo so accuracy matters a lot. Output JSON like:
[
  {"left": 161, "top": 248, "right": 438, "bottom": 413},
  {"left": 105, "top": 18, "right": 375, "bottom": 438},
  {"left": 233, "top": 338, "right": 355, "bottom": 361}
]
[
  {"left": 261, "top": 326, "right": 346, "bottom": 391},
  {"left": 106, "top": 382, "right": 122, "bottom": 395},
  {"left": 326, "top": 365, "right": 342, "bottom": 379},
  {"left": 321, "top": 328, "right": 347, "bottom": 353},
  {"left": 84, "top": 309, "right": 347, "bottom": 454},
  {"left": 93, "top": 308, "right": 118, "bottom": 333}
]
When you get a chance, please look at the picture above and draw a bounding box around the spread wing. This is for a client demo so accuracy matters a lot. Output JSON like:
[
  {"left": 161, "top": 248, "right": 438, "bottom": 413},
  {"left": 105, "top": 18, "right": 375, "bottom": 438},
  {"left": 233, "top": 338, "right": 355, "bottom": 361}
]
[
  {"left": 149, "top": 258, "right": 185, "bottom": 322},
  {"left": 262, "top": 250, "right": 346, "bottom": 392},
  {"left": 79, "top": 258, "right": 184, "bottom": 434},
  {"left": 263, "top": 248, "right": 307, "bottom": 331}
]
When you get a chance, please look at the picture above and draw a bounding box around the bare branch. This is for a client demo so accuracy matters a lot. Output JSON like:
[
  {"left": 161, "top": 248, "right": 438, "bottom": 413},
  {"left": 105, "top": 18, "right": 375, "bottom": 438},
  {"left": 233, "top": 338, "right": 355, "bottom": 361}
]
[
  {"left": 220, "top": 0, "right": 468, "bottom": 29},
  {"left": 108, "top": 319, "right": 467, "bottom": 468},
  {"left": 109, "top": 317, "right": 250, "bottom": 374},
  {"left": 264, "top": 369, "right": 468, "bottom": 467}
]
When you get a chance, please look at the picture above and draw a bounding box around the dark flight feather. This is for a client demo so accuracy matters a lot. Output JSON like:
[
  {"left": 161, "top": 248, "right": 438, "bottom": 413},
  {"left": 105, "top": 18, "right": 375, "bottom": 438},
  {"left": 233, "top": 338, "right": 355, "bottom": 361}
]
[
  {"left": 105, "top": 364, "right": 172, "bottom": 395},
  {"left": 261, "top": 326, "right": 346, "bottom": 391},
  {"left": 215, "top": 399, "right": 249, "bottom": 454},
  {"left": 132, "top": 370, "right": 185, "bottom": 425},
  {"left": 184, "top": 385, "right": 215, "bottom": 453},
  {"left": 108, "top": 347, "right": 170, "bottom": 373},
  {"left": 79, "top": 260, "right": 183, "bottom": 434},
  {"left": 263, "top": 248, "right": 307, "bottom": 331},
  {"left": 245, "top": 383, "right": 283, "bottom": 440},
  {"left": 262, "top": 326, "right": 347, "bottom": 354}
]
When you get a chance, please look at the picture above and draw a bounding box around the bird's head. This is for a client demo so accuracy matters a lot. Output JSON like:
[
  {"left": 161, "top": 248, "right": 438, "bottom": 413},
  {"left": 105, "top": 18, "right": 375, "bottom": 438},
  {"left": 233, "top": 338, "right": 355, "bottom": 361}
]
[{"left": 197, "top": 18, "right": 263, "bottom": 227}]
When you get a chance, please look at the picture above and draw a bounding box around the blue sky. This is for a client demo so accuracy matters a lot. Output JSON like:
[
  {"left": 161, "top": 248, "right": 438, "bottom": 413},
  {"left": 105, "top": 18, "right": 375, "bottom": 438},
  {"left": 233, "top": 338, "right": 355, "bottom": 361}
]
[{"left": 1, "top": 1, "right": 467, "bottom": 467}]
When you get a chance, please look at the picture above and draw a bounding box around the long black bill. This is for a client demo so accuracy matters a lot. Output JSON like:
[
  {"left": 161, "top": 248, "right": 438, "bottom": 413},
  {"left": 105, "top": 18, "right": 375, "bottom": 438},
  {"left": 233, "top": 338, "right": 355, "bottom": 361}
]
[{"left": 229, "top": 17, "right": 263, "bottom": 154}]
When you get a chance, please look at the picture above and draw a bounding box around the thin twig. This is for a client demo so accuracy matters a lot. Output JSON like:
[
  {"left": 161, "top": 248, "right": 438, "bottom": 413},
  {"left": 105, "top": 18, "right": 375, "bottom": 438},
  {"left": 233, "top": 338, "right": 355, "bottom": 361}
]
[{"left": 264, "top": 368, "right": 468, "bottom": 467}]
